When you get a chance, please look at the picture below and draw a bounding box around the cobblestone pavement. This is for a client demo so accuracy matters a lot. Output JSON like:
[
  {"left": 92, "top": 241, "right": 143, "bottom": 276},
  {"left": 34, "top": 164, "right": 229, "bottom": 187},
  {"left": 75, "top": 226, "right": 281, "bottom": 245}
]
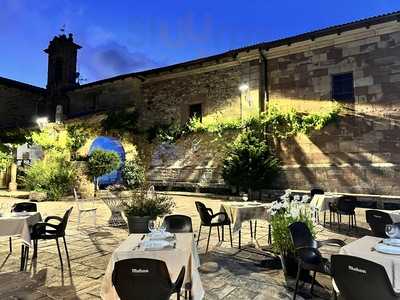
[{"left": 0, "top": 194, "right": 368, "bottom": 299}]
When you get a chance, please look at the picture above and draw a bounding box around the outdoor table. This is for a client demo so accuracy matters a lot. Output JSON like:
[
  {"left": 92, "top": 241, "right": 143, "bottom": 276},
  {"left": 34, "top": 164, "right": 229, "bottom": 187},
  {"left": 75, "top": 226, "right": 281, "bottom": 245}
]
[
  {"left": 310, "top": 193, "right": 342, "bottom": 224},
  {"left": 339, "top": 236, "right": 400, "bottom": 292},
  {"left": 219, "top": 201, "right": 272, "bottom": 248},
  {"left": 0, "top": 211, "right": 42, "bottom": 270},
  {"left": 101, "top": 232, "right": 204, "bottom": 300}
]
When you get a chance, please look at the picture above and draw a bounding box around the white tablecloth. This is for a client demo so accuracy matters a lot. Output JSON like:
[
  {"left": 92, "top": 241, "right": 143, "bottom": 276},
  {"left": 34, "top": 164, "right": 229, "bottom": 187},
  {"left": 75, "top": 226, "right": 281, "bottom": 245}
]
[
  {"left": 310, "top": 194, "right": 341, "bottom": 212},
  {"left": 101, "top": 232, "right": 204, "bottom": 300},
  {"left": 339, "top": 236, "right": 400, "bottom": 292},
  {"left": 0, "top": 212, "right": 42, "bottom": 247},
  {"left": 220, "top": 202, "right": 272, "bottom": 233}
]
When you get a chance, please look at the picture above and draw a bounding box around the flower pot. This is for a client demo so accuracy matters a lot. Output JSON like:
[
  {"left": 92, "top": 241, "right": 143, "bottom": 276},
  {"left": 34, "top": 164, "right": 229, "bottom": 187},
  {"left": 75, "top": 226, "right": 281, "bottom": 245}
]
[
  {"left": 280, "top": 253, "right": 299, "bottom": 278},
  {"left": 280, "top": 253, "right": 311, "bottom": 281},
  {"left": 127, "top": 215, "right": 152, "bottom": 234}
]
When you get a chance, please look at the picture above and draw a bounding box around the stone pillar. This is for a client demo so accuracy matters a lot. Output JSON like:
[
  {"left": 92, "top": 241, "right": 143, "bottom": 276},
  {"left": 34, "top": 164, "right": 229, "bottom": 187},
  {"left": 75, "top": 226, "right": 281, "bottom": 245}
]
[{"left": 8, "top": 162, "right": 17, "bottom": 192}]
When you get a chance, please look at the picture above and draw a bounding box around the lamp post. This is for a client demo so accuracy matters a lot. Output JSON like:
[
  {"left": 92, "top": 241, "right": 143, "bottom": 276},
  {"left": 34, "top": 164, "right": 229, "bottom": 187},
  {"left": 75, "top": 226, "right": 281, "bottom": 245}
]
[{"left": 239, "top": 83, "right": 249, "bottom": 120}]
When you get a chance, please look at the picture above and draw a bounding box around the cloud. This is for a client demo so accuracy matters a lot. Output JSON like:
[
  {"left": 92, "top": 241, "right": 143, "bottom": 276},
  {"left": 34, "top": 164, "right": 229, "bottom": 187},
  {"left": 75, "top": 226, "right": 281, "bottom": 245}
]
[{"left": 80, "top": 40, "right": 160, "bottom": 81}]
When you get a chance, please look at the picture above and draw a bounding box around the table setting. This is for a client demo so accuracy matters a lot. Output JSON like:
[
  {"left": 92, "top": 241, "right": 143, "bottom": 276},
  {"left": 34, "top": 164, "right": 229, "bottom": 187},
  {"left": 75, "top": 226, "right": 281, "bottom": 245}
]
[
  {"left": 101, "top": 219, "right": 204, "bottom": 300},
  {"left": 339, "top": 224, "right": 400, "bottom": 292}
]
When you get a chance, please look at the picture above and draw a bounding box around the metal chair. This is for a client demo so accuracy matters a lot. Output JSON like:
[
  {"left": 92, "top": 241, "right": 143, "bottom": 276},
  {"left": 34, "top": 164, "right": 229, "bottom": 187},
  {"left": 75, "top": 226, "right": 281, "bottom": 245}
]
[
  {"left": 366, "top": 210, "right": 393, "bottom": 238},
  {"left": 112, "top": 258, "right": 185, "bottom": 300},
  {"left": 9, "top": 202, "right": 37, "bottom": 253},
  {"left": 336, "top": 196, "right": 357, "bottom": 232},
  {"left": 288, "top": 221, "right": 345, "bottom": 300},
  {"left": 331, "top": 255, "right": 400, "bottom": 300},
  {"left": 31, "top": 207, "right": 73, "bottom": 269},
  {"left": 73, "top": 188, "right": 97, "bottom": 228},
  {"left": 163, "top": 215, "right": 193, "bottom": 233},
  {"left": 195, "top": 201, "right": 232, "bottom": 253}
]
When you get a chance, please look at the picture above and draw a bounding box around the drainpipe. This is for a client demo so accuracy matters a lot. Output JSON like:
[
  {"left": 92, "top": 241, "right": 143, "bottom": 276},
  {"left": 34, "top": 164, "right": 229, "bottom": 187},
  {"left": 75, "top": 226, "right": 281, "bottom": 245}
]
[{"left": 259, "top": 49, "right": 269, "bottom": 113}]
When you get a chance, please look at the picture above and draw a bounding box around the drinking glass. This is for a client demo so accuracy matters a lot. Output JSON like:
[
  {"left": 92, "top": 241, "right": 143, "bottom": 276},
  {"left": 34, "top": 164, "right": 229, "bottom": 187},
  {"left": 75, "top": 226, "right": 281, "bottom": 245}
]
[
  {"left": 148, "top": 220, "right": 156, "bottom": 233},
  {"left": 385, "top": 224, "right": 398, "bottom": 239},
  {"left": 159, "top": 221, "right": 166, "bottom": 233}
]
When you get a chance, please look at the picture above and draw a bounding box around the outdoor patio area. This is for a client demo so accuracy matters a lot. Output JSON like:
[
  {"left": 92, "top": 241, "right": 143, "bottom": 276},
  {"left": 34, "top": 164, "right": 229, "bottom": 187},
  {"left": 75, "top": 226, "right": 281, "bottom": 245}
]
[{"left": 0, "top": 193, "right": 368, "bottom": 300}]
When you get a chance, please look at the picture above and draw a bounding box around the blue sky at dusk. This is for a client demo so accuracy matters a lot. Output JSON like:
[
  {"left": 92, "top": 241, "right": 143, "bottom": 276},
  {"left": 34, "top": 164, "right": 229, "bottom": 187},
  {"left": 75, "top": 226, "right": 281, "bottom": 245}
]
[{"left": 0, "top": 0, "right": 399, "bottom": 87}]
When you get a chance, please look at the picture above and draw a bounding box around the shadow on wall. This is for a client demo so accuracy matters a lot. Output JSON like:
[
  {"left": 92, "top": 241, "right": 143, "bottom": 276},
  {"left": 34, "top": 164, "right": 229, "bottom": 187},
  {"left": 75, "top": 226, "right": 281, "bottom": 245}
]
[{"left": 274, "top": 108, "right": 400, "bottom": 195}]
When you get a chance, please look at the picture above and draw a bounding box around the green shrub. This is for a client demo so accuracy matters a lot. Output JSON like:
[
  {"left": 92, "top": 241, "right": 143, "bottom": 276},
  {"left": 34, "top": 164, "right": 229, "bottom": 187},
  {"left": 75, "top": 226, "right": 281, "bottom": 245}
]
[
  {"left": 24, "top": 158, "right": 76, "bottom": 201},
  {"left": 66, "top": 123, "right": 91, "bottom": 158},
  {"left": 0, "top": 149, "right": 12, "bottom": 171},
  {"left": 122, "top": 159, "right": 145, "bottom": 189},
  {"left": 87, "top": 149, "right": 120, "bottom": 178},
  {"left": 222, "top": 130, "right": 281, "bottom": 191},
  {"left": 101, "top": 109, "right": 139, "bottom": 133},
  {"left": 270, "top": 202, "right": 315, "bottom": 255},
  {"left": 123, "top": 184, "right": 175, "bottom": 218}
]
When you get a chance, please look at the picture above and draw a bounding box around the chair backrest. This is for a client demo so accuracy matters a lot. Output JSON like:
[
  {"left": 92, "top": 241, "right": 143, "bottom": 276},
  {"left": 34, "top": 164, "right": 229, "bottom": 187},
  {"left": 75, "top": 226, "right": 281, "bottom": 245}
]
[
  {"left": 112, "top": 258, "right": 176, "bottom": 300},
  {"left": 163, "top": 214, "right": 193, "bottom": 233},
  {"left": 195, "top": 201, "right": 212, "bottom": 225},
  {"left": 366, "top": 210, "right": 393, "bottom": 238},
  {"left": 310, "top": 188, "right": 324, "bottom": 198},
  {"left": 331, "top": 255, "right": 399, "bottom": 300},
  {"left": 11, "top": 202, "right": 37, "bottom": 213},
  {"left": 58, "top": 207, "right": 73, "bottom": 235},
  {"left": 288, "top": 221, "right": 317, "bottom": 250},
  {"left": 337, "top": 196, "right": 357, "bottom": 213}
]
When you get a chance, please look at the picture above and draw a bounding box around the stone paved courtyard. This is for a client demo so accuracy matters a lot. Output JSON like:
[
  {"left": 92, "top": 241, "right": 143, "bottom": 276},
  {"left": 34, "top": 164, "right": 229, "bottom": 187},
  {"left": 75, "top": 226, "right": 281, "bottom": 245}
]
[{"left": 0, "top": 193, "right": 369, "bottom": 300}]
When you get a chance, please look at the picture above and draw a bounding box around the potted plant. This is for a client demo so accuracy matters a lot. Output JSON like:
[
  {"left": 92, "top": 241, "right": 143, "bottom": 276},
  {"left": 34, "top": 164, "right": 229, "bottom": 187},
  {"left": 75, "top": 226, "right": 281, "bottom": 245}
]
[
  {"left": 269, "top": 198, "right": 315, "bottom": 278},
  {"left": 123, "top": 184, "right": 175, "bottom": 233}
]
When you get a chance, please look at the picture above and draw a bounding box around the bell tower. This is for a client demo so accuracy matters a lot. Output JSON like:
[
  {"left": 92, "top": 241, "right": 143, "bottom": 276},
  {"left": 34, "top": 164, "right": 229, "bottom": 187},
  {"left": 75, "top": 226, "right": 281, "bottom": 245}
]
[{"left": 45, "top": 33, "right": 81, "bottom": 92}]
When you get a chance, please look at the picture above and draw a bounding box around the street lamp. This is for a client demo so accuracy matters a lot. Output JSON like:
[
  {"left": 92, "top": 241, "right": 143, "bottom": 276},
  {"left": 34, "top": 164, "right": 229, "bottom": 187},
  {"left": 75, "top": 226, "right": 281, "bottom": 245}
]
[
  {"left": 238, "top": 83, "right": 249, "bottom": 120},
  {"left": 36, "top": 117, "right": 48, "bottom": 130}
]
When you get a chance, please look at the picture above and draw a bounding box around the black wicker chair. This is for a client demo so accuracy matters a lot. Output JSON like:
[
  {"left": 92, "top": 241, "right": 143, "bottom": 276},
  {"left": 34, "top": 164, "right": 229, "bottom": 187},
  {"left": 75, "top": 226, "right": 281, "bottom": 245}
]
[
  {"left": 331, "top": 255, "right": 400, "bottom": 300},
  {"left": 31, "top": 207, "right": 73, "bottom": 269},
  {"left": 163, "top": 215, "right": 193, "bottom": 233},
  {"left": 195, "top": 201, "right": 232, "bottom": 253},
  {"left": 9, "top": 202, "right": 37, "bottom": 253},
  {"left": 366, "top": 210, "right": 393, "bottom": 238},
  {"left": 336, "top": 196, "right": 357, "bottom": 232},
  {"left": 112, "top": 258, "right": 185, "bottom": 300},
  {"left": 288, "top": 222, "right": 345, "bottom": 300}
]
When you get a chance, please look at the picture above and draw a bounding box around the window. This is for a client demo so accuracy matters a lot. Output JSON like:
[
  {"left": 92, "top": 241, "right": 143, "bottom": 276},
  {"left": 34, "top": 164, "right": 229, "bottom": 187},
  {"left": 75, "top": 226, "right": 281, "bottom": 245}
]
[
  {"left": 332, "top": 73, "right": 354, "bottom": 102},
  {"left": 189, "top": 103, "right": 202, "bottom": 121}
]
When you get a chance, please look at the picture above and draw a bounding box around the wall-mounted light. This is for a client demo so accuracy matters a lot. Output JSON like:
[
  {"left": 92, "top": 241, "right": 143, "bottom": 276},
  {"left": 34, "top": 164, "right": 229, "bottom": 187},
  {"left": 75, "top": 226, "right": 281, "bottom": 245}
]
[
  {"left": 238, "top": 83, "right": 249, "bottom": 92},
  {"left": 36, "top": 117, "right": 48, "bottom": 130}
]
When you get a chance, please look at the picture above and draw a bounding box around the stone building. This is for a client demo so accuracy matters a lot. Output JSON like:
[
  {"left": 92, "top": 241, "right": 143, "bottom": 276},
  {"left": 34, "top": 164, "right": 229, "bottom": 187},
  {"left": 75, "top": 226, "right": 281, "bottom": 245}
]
[{"left": 1, "top": 11, "right": 400, "bottom": 194}]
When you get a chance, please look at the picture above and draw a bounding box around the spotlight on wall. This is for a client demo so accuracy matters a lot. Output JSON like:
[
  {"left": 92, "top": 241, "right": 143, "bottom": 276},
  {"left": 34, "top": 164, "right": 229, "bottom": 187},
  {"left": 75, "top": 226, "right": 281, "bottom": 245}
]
[
  {"left": 238, "top": 83, "right": 249, "bottom": 92},
  {"left": 36, "top": 117, "right": 49, "bottom": 130}
]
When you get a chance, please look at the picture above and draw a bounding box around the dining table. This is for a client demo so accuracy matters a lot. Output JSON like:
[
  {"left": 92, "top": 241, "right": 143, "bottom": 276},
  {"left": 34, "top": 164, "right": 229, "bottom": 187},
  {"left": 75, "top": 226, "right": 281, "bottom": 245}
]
[
  {"left": 0, "top": 211, "right": 42, "bottom": 270},
  {"left": 219, "top": 201, "right": 272, "bottom": 248},
  {"left": 339, "top": 236, "right": 400, "bottom": 292},
  {"left": 101, "top": 232, "right": 204, "bottom": 300}
]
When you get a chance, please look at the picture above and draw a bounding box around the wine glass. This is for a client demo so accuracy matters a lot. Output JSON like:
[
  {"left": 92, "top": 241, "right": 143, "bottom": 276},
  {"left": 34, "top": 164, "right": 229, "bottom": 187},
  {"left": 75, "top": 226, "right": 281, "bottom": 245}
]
[
  {"left": 148, "top": 220, "right": 156, "bottom": 233},
  {"left": 159, "top": 220, "right": 166, "bottom": 233},
  {"left": 385, "top": 224, "right": 399, "bottom": 239}
]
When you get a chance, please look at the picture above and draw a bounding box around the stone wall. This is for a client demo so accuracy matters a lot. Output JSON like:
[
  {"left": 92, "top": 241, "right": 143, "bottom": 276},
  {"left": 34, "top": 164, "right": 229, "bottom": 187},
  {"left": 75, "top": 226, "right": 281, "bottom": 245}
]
[
  {"left": 140, "top": 60, "right": 260, "bottom": 127},
  {"left": 67, "top": 77, "right": 141, "bottom": 117},
  {"left": 0, "top": 83, "right": 43, "bottom": 129},
  {"left": 267, "top": 24, "right": 400, "bottom": 194}
]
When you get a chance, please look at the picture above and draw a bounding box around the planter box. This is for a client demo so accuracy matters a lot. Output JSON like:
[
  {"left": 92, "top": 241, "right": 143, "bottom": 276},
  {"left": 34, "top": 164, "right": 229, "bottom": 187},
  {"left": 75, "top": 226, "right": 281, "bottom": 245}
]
[
  {"left": 127, "top": 215, "right": 152, "bottom": 234},
  {"left": 29, "top": 191, "right": 47, "bottom": 202}
]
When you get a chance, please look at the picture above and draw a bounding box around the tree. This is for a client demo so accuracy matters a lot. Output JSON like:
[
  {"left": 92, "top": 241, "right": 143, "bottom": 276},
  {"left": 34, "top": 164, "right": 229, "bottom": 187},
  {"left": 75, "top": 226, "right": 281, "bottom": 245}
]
[
  {"left": 222, "top": 130, "right": 281, "bottom": 196},
  {"left": 87, "top": 149, "right": 121, "bottom": 192}
]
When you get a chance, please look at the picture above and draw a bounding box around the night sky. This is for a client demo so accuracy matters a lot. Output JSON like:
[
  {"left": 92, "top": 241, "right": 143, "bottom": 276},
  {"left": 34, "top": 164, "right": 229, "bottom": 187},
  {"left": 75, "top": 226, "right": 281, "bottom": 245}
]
[{"left": 0, "top": 0, "right": 399, "bottom": 87}]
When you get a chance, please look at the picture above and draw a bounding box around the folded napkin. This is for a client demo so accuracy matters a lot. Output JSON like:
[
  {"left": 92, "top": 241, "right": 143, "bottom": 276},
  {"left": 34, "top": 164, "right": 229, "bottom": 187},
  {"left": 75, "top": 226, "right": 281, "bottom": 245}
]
[
  {"left": 375, "top": 243, "right": 400, "bottom": 255},
  {"left": 148, "top": 231, "right": 175, "bottom": 240},
  {"left": 141, "top": 240, "right": 174, "bottom": 251}
]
